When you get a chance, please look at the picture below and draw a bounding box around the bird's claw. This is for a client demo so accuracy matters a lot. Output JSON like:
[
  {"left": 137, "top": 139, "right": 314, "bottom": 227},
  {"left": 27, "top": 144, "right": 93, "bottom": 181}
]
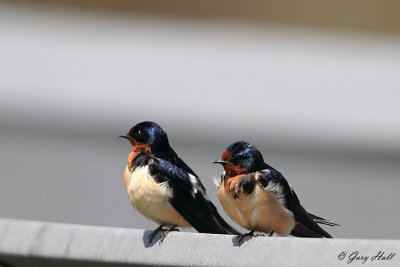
[
  {"left": 148, "top": 225, "right": 180, "bottom": 244},
  {"left": 268, "top": 231, "right": 275, "bottom": 237},
  {"left": 236, "top": 230, "right": 255, "bottom": 245},
  {"left": 158, "top": 225, "right": 180, "bottom": 245},
  {"left": 148, "top": 225, "right": 165, "bottom": 243}
]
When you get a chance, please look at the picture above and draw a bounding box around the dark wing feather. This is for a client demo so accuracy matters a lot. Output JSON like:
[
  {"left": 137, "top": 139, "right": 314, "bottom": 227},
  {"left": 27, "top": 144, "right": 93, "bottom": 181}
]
[
  {"left": 257, "top": 168, "right": 335, "bottom": 238},
  {"left": 154, "top": 149, "right": 206, "bottom": 192},
  {"left": 150, "top": 156, "right": 240, "bottom": 235},
  {"left": 290, "top": 224, "right": 324, "bottom": 238},
  {"left": 288, "top": 190, "right": 336, "bottom": 238}
]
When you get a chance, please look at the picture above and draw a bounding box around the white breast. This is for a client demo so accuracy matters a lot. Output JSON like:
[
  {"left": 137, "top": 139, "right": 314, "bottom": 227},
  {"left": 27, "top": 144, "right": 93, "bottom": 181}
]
[
  {"left": 123, "top": 165, "right": 190, "bottom": 227},
  {"left": 217, "top": 181, "right": 295, "bottom": 236}
]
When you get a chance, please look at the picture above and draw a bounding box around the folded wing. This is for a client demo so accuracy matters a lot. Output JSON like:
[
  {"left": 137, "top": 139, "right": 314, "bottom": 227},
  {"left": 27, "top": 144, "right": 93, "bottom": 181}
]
[
  {"left": 256, "top": 168, "right": 338, "bottom": 238},
  {"left": 149, "top": 154, "right": 240, "bottom": 235}
]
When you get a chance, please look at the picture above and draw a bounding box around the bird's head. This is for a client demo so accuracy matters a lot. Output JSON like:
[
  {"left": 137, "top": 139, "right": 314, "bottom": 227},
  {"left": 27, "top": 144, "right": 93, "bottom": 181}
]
[
  {"left": 120, "top": 121, "right": 169, "bottom": 153},
  {"left": 213, "top": 141, "right": 265, "bottom": 177}
]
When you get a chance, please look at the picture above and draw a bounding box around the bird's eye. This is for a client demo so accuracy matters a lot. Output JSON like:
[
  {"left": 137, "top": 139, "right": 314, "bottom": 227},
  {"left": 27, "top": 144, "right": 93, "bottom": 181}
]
[
  {"left": 134, "top": 129, "right": 147, "bottom": 143},
  {"left": 231, "top": 154, "right": 248, "bottom": 165}
]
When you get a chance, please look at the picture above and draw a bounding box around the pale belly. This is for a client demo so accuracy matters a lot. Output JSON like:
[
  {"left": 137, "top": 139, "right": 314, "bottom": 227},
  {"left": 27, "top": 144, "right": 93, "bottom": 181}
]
[
  {"left": 123, "top": 165, "right": 190, "bottom": 227},
  {"left": 217, "top": 182, "right": 295, "bottom": 236}
]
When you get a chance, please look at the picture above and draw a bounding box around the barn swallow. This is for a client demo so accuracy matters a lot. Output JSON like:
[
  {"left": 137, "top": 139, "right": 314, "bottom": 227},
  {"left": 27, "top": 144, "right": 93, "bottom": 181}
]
[
  {"left": 214, "top": 141, "right": 339, "bottom": 244},
  {"left": 120, "top": 121, "right": 240, "bottom": 243}
]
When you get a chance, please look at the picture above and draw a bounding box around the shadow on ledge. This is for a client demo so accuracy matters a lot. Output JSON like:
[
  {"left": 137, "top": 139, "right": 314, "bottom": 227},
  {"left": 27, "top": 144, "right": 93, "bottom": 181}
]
[{"left": 142, "top": 230, "right": 163, "bottom": 248}]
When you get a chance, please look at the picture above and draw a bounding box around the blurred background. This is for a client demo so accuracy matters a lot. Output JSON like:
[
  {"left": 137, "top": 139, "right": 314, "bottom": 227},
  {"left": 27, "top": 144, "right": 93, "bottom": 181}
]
[{"left": 1, "top": 0, "right": 400, "bottom": 239}]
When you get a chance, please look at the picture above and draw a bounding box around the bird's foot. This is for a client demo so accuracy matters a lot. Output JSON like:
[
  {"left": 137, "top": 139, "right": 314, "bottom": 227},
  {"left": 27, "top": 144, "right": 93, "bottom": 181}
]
[
  {"left": 159, "top": 225, "right": 180, "bottom": 245},
  {"left": 236, "top": 230, "right": 255, "bottom": 245},
  {"left": 148, "top": 225, "right": 165, "bottom": 243},
  {"left": 268, "top": 231, "right": 275, "bottom": 237}
]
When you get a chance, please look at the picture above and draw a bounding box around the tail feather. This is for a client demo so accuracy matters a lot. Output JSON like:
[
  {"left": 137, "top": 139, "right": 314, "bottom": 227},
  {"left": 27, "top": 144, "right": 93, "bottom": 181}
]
[
  {"left": 192, "top": 199, "right": 241, "bottom": 235},
  {"left": 294, "top": 204, "right": 335, "bottom": 238},
  {"left": 309, "top": 213, "right": 340, "bottom": 227},
  {"left": 291, "top": 209, "right": 339, "bottom": 238},
  {"left": 210, "top": 208, "right": 241, "bottom": 235},
  {"left": 170, "top": 191, "right": 241, "bottom": 235},
  {"left": 187, "top": 206, "right": 241, "bottom": 235},
  {"left": 291, "top": 223, "right": 325, "bottom": 238}
]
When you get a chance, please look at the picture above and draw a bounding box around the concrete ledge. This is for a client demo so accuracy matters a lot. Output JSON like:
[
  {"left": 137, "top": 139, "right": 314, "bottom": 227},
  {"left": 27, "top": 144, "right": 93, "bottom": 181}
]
[{"left": 0, "top": 218, "right": 399, "bottom": 266}]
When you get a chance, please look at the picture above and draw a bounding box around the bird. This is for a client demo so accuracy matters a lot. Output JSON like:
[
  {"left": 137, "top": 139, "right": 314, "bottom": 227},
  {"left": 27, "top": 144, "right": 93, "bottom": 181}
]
[
  {"left": 213, "top": 141, "right": 339, "bottom": 244},
  {"left": 120, "top": 121, "right": 240, "bottom": 243}
]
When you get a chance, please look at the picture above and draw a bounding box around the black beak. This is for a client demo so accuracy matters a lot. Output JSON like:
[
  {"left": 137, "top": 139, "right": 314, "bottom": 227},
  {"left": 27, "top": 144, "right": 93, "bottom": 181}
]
[
  {"left": 119, "top": 135, "right": 132, "bottom": 140},
  {"left": 213, "top": 159, "right": 229, "bottom": 165}
]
